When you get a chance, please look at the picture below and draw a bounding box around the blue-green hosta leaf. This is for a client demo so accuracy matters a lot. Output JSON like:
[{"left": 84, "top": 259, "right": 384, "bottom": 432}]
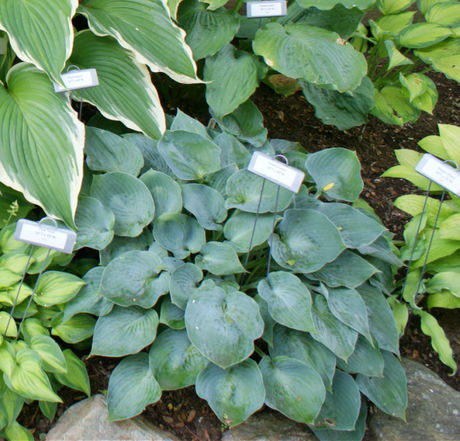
[
  {"left": 91, "top": 305, "right": 159, "bottom": 357},
  {"left": 149, "top": 328, "right": 209, "bottom": 390},
  {"left": 70, "top": 31, "right": 165, "bottom": 140},
  {"left": 309, "top": 250, "right": 379, "bottom": 289},
  {"left": 226, "top": 170, "right": 293, "bottom": 214},
  {"left": 63, "top": 267, "right": 113, "bottom": 323},
  {"left": 158, "top": 130, "right": 221, "bottom": 180},
  {"left": 107, "top": 353, "right": 161, "bottom": 421},
  {"left": 78, "top": 0, "right": 199, "bottom": 84},
  {"left": 211, "top": 100, "right": 268, "bottom": 147},
  {"left": 357, "top": 235, "right": 403, "bottom": 267},
  {"left": 0, "top": 311, "right": 17, "bottom": 337},
  {"left": 295, "top": 0, "right": 375, "bottom": 10},
  {"left": 0, "top": 0, "right": 77, "bottom": 86},
  {"left": 224, "top": 211, "right": 281, "bottom": 253},
  {"left": 413, "top": 309, "right": 457, "bottom": 373},
  {"left": 33, "top": 271, "right": 85, "bottom": 307},
  {"left": 3, "top": 421, "right": 33, "bottom": 441},
  {"left": 311, "top": 294, "right": 358, "bottom": 361},
  {"left": 196, "top": 359, "right": 265, "bottom": 427},
  {"left": 254, "top": 295, "right": 276, "bottom": 348},
  {"left": 91, "top": 172, "right": 155, "bottom": 237},
  {"left": 185, "top": 285, "right": 264, "bottom": 368},
  {"left": 51, "top": 314, "right": 96, "bottom": 344},
  {"left": 300, "top": 77, "right": 374, "bottom": 130},
  {"left": 306, "top": 148, "right": 363, "bottom": 202},
  {"left": 399, "top": 23, "right": 452, "bottom": 49},
  {"left": 336, "top": 335, "right": 384, "bottom": 377},
  {"left": 75, "top": 196, "right": 115, "bottom": 251},
  {"left": 84, "top": 127, "right": 143, "bottom": 175},
  {"left": 5, "top": 348, "right": 61, "bottom": 402},
  {"left": 213, "top": 133, "right": 251, "bottom": 169},
  {"left": 321, "top": 286, "right": 372, "bottom": 342},
  {"left": 100, "top": 250, "right": 170, "bottom": 308},
  {"left": 357, "top": 283, "right": 400, "bottom": 355},
  {"left": 270, "top": 325, "right": 336, "bottom": 392},
  {"left": 426, "top": 2, "right": 460, "bottom": 26},
  {"left": 195, "top": 242, "right": 245, "bottom": 275},
  {"left": 28, "top": 335, "right": 67, "bottom": 374},
  {"left": 206, "top": 275, "right": 240, "bottom": 294},
  {"left": 140, "top": 170, "right": 183, "bottom": 221},
  {"left": 260, "top": 355, "right": 326, "bottom": 424},
  {"left": 182, "top": 184, "right": 227, "bottom": 231},
  {"left": 170, "top": 263, "right": 203, "bottom": 310},
  {"left": 258, "top": 272, "right": 315, "bottom": 332},
  {"left": 54, "top": 349, "right": 91, "bottom": 396},
  {"left": 0, "top": 63, "right": 84, "bottom": 228},
  {"left": 415, "top": 38, "right": 460, "bottom": 83},
  {"left": 153, "top": 213, "right": 206, "bottom": 259},
  {"left": 124, "top": 134, "right": 173, "bottom": 176},
  {"left": 377, "top": 0, "right": 415, "bottom": 14},
  {"left": 99, "top": 230, "right": 152, "bottom": 266},
  {"left": 204, "top": 45, "right": 267, "bottom": 118},
  {"left": 205, "top": 163, "right": 238, "bottom": 197},
  {"left": 160, "top": 296, "right": 185, "bottom": 329},
  {"left": 313, "top": 370, "right": 360, "bottom": 431},
  {"left": 178, "top": 0, "right": 240, "bottom": 61},
  {"left": 170, "top": 109, "right": 211, "bottom": 139},
  {"left": 253, "top": 23, "right": 367, "bottom": 93},
  {"left": 271, "top": 209, "right": 346, "bottom": 273},
  {"left": 356, "top": 350, "right": 407, "bottom": 420}
]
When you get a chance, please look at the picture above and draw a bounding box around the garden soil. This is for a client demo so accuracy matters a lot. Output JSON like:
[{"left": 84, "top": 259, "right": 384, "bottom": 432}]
[{"left": 17, "top": 71, "right": 460, "bottom": 441}]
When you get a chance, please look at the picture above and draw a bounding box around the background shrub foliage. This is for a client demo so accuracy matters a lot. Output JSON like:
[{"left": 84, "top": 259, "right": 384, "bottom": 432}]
[{"left": 0, "top": 0, "right": 419, "bottom": 439}]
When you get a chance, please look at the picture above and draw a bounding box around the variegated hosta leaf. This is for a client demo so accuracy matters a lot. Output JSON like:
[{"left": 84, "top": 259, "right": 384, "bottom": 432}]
[
  {"left": 0, "top": 63, "right": 85, "bottom": 228},
  {"left": 0, "top": 0, "right": 77, "bottom": 86},
  {"left": 296, "top": 0, "right": 375, "bottom": 11},
  {"left": 253, "top": 23, "right": 367, "bottom": 93},
  {"left": 178, "top": 0, "right": 240, "bottom": 61},
  {"left": 69, "top": 31, "right": 166, "bottom": 140},
  {"left": 78, "top": 0, "right": 200, "bottom": 84}
]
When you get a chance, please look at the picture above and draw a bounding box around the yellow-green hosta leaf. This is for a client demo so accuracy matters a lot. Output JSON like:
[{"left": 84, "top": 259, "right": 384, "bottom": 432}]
[
  {"left": 253, "top": 23, "right": 367, "bottom": 93},
  {"left": 0, "top": 311, "right": 16, "bottom": 337},
  {"left": 0, "top": 0, "right": 77, "bottom": 86},
  {"left": 296, "top": 0, "right": 375, "bottom": 11},
  {"left": 78, "top": 0, "right": 200, "bottom": 84},
  {"left": 377, "top": 0, "right": 415, "bottom": 15},
  {"left": 4, "top": 421, "right": 33, "bottom": 441},
  {"left": 418, "top": 135, "right": 449, "bottom": 159},
  {"left": 440, "top": 214, "right": 460, "bottom": 241},
  {"left": 370, "top": 86, "right": 420, "bottom": 125},
  {"left": 382, "top": 165, "right": 441, "bottom": 191},
  {"left": 417, "top": 0, "right": 444, "bottom": 14},
  {"left": 405, "top": 76, "right": 438, "bottom": 114},
  {"left": 427, "top": 291, "right": 460, "bottom": 309},
  {"left": 69, "top": 31, "right": 166, "bottom": 140},
  {"left": 438, "top": 124, "right": 460, "bottom": 166},
  {"left": 385, "top": 40, "right": 414, "bottom": 70},
  {"left": 33, "top": 271, "right": 86, "bottom": 307},
  {"left": 0, "top": 283, "right": 33, "bottom": 306},
  {"left": 426, "top": 2, "right": 460, "bottom": 26},
  {"left": 427, "top": 271, "right": 460, "bottom": 295},
  {"left": 413, "top": 309, "right": 457, "bottom": 374},
  {"left": 52, "top": 314, "right": 96, "bottom": 344},
  {"left": 20, "top": 318, "right": 49, "bottom": 344},
  {"left": 376, "top": 11, "right": 415, "bottom": 34},
  {"left": 54, "top": 349, "right": 91, "bottom": 396},
  {"left": 0, "top": 63, "right": 84, "bottom": 228},
  {"left": 399, "top": 23, "right": 452, "bottom": 48},
  {"left": 395, "top": 195, "right": 455, "bottom": 225},
  {"left": 28, "top": 335, "right": 67, "bottom": 374},
  {"left": 399, "top": 73, "right": 427, "bottom": 102},
  {"left": 5, "top": 348, "right": 62, "bottom": 402}
]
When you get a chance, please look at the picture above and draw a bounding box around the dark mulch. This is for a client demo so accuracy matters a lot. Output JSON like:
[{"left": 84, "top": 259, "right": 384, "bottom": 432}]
[{"left": 18, "top": 71, "right": 460, "bottom": 440}]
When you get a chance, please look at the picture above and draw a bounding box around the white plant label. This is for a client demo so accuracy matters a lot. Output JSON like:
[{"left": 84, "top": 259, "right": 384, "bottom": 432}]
[
  {"left": 416, "top": 153, "right": 460, "bottom": 196},
  {"left": 14, "top": 219, "right": 76, "bottom": 253},
  {"left": 0, "top": 38, "right": 6, "bottom": 55},
  {"left": 246, "top": 1, "right": 287, "bottom": 18},
  {"left": 54, "top": 68, "right": 99, "bottom": 93},
  {"left": 248, "top": 152, "right": 304, "bottom": 193}
]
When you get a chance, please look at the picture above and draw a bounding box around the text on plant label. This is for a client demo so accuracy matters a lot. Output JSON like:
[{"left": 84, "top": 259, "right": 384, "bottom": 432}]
[
  {"left": 246, "top": 1, "right": 287, "bottom": 18},
  {"left": 415, "top": 154, "right": 460, "bottom": 196},
  {"left": 54, "top": 68, "right": 99, "bottom": 93}
]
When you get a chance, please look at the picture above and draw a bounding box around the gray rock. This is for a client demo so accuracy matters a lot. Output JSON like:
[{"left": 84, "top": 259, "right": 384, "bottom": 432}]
[
  {"left": 222, "top": 411, "right": 317, "bottom": 441},
  {"left": 370, "top": 358, "right": 460, "bottom": 441},
  {"left": 47, "top": 394, "right": 179, "bottom": 441}
]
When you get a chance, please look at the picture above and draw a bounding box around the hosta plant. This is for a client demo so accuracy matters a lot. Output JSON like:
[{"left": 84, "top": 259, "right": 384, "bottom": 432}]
[
  {"left": 69, "top": 108, "right": 407, "bottom": 440},
  {"left": 0, "top": 202, "right": 90, "bottom": 441},
  {"left": 383, "top": 123, "right": 460, "bottom": 374}
]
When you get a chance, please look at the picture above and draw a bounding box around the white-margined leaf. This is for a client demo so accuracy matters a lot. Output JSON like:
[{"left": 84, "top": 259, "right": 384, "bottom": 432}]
[
  {"left": 100, "top": 250, "right": 170, "bottom": 308},
  {"left": 108, "top": 353, "right": 161, "bottom": 421},
  {"left": 253, "top": 23, "right": 367, "bottom": 93},
  {"left": 90, "top": 172, "right": 155, "bottom": 237},
  {"left": 185, "top": 284, "right": 264, "bottom": 368},
  {"left": 75, "top": 197, "right": 115, "bottom": 251},
  {"left": 178, "top": 0, "right": 240, "bottom": 61},
  {"left": 91, "top": 305, "right": 159, "bottom": 357},
  {"left": 0, "top": 63, "right": 85, "bottom": 228},
  {"left": 196, "top": 359, "right": 265, "bottom": 427},
  {"left": 149, "top": 328, "right": 209, "bottom": 390},
  {"left": 78, "top": 0, "right": 200, "bottom": 84},
  {"left": 0, "top": 0, "right": 77, "bottom": 86}
]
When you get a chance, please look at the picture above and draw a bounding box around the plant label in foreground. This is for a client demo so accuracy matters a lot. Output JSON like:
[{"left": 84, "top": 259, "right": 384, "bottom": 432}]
[
  {"left": 246, "top": 0, "right": 287, "bottom": 18},
  {"left": 14, "top": 219, "right": 76, "bottom": 253},
  {"left": 415, "top": 154, "right": 460, "bottom": 196},
  {"left": 248, "top": 152, "right": 304, "bottom": 193},
  {"left": 54, "top": 68, "right": 99, "bottom": 93}
]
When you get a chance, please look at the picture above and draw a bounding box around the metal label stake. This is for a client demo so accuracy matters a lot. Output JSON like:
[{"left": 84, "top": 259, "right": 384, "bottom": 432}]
[
  {"left": 240, "top": 154, "right": 304, "bottom": 286},
  {"left": 3, "top": 217, "right": 76, "bottom": 340},
  {"left": 401, "top": 155, "right": 460, "bottom": 305}
]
